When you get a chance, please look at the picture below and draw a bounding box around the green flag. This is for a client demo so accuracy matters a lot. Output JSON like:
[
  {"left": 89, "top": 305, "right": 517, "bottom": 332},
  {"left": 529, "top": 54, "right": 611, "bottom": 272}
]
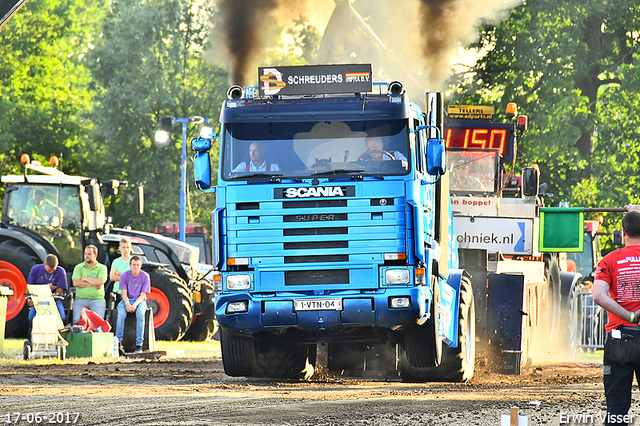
[{"left": 539, "top": 207, "right": 584, "bottom": 252}]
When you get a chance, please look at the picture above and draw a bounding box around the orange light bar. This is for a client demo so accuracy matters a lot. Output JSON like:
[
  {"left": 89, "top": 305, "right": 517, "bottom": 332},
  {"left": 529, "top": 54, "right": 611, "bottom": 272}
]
[
  {"left": 384, "top": 253, "right": 407, "bottom": 261},
  {"left": 227, "top": 258, "right": 249, "bottom": 266}
]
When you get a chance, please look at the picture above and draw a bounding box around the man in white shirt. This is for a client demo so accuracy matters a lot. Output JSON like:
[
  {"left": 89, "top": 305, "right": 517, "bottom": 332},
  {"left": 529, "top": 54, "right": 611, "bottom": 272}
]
[
  {"left": 362, "top": 137, "right": 408, "bottom": 168},
  {"left": 232, "top": 141, "right": 281, "bottom": 172}
]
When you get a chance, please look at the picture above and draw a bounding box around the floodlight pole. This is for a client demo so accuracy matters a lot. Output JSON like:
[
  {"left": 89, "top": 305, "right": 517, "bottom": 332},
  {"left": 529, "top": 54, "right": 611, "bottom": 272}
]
[{"left": 164, "top": 117, "right": 209, "bottom": 243}]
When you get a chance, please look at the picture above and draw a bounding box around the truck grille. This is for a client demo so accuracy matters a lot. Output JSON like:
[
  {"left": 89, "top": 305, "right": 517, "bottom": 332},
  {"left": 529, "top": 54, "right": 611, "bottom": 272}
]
[
  {"left": 284, "top": 254, "right": 349, "bottom": 264},
  {"left": 283, "top": 227, "right": 347, "bottom": 236},
  {"left": 285, "top": 269, "right": 350, "bottom": 285},
  {"left": 226, "top": 182, "right": 405, "bottom": 290}
]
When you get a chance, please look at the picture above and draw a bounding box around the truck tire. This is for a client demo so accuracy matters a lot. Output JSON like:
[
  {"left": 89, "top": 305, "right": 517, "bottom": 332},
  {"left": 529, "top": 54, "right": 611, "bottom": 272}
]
[
  {"left": 0, "top": 240, "right": 40, "bottom": 338},
  {"left": 220, "top": 328, "right": 254, "bottom": 377},
  {"left": 399, "top": 277, "right": 476, "bottom": 382},
  {"left": 402, "top": 278, "right": 442, "bottom": 368},
  {"left": 146, "top": 267, "right": 193, "bottom": 341},
  {"left": 251, "top": 340, "right": 316, "bottom": 379},
  {"left": 181, "top": 304, "right": 216, "bottom": 341}
]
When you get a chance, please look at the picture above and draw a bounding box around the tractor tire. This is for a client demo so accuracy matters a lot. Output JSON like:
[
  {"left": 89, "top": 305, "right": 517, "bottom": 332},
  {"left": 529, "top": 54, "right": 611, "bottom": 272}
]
[
  {"left": 220, "top": 328, "right": 254, "bottom": 377},
  {"left": 399, "top": 277, "right": 476, "bottom": 382},
  {"left": 181, "top": 304, "right": 216, "bottom": 341},
  {"left": 402, "top": 278, "right": 442, "bottom": 369},
  {"left": 251, "top": 340, "right": 316, "bottom": 380},
  {"left": 146, "top": 267, "right": 193, "bottom": 341},
  {"left": 0, "top": 240, "right": 40, "bottom": 338}
]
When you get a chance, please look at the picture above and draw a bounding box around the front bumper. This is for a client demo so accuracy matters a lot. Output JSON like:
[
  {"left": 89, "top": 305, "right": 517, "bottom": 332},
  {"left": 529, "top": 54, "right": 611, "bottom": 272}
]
[{"left": 215, "top": 286, "right": 431, "bottom": 335}]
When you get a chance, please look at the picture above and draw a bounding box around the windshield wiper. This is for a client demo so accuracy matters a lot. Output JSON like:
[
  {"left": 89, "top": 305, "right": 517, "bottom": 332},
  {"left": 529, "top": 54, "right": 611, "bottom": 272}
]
[
  {"left": 359, "top": 172, "right": 385, "bottom": 180},
  {"left": 311, "top": 169, "right": 365, "bottom": 178},
  {"left": 228, "top": 172, "right": 283, "bottom": 182}
]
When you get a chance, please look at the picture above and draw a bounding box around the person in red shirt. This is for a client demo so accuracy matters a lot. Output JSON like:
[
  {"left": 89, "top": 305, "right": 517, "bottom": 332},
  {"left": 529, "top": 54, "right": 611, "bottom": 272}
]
[{"left": 594, "top": 209, "right": 640, "bottom": 426}]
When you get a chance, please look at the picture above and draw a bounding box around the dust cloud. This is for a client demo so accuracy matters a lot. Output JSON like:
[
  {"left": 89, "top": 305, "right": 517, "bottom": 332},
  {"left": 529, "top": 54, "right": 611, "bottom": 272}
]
[{"left": 209, "top": 0, "right": 521, "bottom": 97}]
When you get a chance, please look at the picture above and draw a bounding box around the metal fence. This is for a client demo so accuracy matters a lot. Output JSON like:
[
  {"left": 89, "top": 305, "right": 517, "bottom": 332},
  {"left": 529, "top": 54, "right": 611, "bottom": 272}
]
[{"left": 570, "top": 291, "right": 607, "bottom": 353}]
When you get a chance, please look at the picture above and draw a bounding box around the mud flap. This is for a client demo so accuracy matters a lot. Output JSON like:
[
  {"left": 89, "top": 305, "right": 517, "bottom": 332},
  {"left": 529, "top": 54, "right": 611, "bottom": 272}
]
[{"left": 486, "top": 273, "right": 525, "bottom": 374}]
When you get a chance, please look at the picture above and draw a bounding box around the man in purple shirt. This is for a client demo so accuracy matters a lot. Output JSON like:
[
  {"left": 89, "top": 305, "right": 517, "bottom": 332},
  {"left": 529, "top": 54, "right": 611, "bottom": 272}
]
[
  {"left": 27, "top": 254, "right": 67, "bottom": 323},
  {"left": 115, "top": 255, "right": 151, "bottom": 353}
]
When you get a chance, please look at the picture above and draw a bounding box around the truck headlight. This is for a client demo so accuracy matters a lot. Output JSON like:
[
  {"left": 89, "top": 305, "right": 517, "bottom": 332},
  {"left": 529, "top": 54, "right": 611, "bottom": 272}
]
[
  {"left": 226, "top": 300, "right": 248, "bottom": 313},
  {"left": 385, "top": 269, "right": 410, "bottom": 285},
  {"left": 226, "top": 274, "right": 251, "bottom": 290},
  {"left": 389, "top": 297, "right": 411, "bottom": 309}
]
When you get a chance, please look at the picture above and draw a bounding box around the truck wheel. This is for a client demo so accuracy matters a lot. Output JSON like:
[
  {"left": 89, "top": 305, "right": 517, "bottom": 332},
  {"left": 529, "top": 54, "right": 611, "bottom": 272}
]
[
  {"left": 146, "top": 267, "right": 193, "bottom": 341},
  {"left": 402, "top": 278, "right": 441, "bottom": 368},
  {"left": 181, "top": 304, "right": 216, "bottom": 341},
  {"left": 220, "top": 328, "right": 254, "bottom": 377},
  {"left": 0, "top": 240, "right": 40, "bottom": 338},
  {"left": 251, "top": 340, "right": 316, "bottom": 379},
  {"left": 399, "top": 277, "right": 476, "bottom": 382}
]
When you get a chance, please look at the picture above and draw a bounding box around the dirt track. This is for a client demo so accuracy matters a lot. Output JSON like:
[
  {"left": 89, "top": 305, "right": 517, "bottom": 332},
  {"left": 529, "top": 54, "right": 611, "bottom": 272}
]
[{"left": 0, "top": 342, "right": 626, "bottom": 426}]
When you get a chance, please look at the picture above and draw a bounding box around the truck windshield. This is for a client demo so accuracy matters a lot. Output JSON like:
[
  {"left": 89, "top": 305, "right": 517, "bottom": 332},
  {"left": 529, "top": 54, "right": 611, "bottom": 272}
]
[
  {"left": 221, "top": 119, "right": 410, "bottom": 180},
  {"left": 448, "top": 150, "right": 500, "bottom": 195},
  {"left": 4, "top": 183, "right": 83, "bottom": 266}
]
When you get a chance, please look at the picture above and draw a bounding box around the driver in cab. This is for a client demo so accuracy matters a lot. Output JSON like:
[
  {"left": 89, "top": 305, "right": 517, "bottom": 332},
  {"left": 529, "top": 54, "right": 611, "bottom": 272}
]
[
  {"left": 233, "top": 141, "right": 281, "bottom": 173},
  {"left": 360, "top": 137, "right": 407, "bottom": 168},
  {"left": 26, "top": 190, "right": 63, "bottom": 227}
]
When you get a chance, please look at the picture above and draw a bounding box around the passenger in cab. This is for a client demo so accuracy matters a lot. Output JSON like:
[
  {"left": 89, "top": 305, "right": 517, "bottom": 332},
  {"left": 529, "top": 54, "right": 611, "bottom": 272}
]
[{"left": 232, "top": 141, "right": 281, "bottom": 172}]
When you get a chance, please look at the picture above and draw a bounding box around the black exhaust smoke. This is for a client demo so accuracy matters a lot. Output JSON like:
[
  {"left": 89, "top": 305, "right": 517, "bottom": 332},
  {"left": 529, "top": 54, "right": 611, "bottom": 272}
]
[{"left": 218, "top": 0, "right": 278, "bottom": 86}]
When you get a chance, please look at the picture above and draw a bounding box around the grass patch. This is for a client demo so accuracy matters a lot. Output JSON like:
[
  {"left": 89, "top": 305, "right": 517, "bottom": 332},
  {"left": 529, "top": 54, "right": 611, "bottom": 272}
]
[{"left": 0, "top": 337, "right": 221, "bottom": 363}]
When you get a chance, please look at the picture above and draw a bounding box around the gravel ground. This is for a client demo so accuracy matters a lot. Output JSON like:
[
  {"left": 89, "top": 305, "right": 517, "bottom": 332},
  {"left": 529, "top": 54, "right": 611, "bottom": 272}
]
[{"left": 0, "top": 341, "right": 631, "bottom": 426}]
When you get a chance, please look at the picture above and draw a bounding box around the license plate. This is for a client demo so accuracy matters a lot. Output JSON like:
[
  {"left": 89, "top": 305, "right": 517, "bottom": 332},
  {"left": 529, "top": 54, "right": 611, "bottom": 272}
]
[{"left": 294, "top": 298, "right": 342, "bottom": 311}]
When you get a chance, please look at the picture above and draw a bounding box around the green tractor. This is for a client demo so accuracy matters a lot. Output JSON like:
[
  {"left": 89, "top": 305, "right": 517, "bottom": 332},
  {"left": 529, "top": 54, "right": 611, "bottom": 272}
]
[{"left": 0, "top": 157, "right": 215, "bottom": 341}]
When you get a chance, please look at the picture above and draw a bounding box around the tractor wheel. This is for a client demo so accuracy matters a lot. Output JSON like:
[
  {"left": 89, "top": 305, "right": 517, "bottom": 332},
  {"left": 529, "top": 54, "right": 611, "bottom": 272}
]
[
  {"left": 145, "top": 267, "right": 193, "bottom": 341},
  {"left": 181, "top": 304, "right": 216, "bottom": 341},
  {"left": 402, "top": 278, "right": 441, "bottom": 369},
  {"left": 0, "top": 240, "right": 40, "bottom": 338},
  {"left": 220, "top": 328, "right": 254, "bottom": 377},
  {"left": 400, "top": 277, "right": 476, "bottom": 382},
  {"left": 251, "top": 339, "right": 316, "bottom": 380}
]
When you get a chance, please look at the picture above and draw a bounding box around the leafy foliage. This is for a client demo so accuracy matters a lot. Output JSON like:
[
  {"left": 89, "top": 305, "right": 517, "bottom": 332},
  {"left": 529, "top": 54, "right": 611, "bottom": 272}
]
[
  {"left": 0, "top": 0, "right": 106, "bottom": 203},
  {"left": 87, "top": 0, "right": 228, "bottom": 231},
  {"left": 455, "top": 0, "right": 640, "bottom": 241}
]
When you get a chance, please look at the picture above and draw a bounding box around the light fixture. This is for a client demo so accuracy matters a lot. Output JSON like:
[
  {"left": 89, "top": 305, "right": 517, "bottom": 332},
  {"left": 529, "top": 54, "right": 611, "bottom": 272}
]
[{"left": 154, "top": 117, "right": 174, "bottom": 147}]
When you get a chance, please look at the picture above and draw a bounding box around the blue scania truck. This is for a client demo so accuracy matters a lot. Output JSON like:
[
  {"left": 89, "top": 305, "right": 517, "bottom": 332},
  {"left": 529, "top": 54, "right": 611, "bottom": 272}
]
[{"left": 192, "top": 64, "right": 474, "bottom": 382}]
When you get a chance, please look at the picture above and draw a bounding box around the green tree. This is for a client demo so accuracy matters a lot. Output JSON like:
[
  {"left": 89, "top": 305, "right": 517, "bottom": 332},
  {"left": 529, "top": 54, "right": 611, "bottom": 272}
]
[
  {"left": 88, "top": 0, "right": 228, "bottom": 231},
  {"left": 0, "top": 0, "right": 106, "bottom": 185},
  {"left": 456, "top": 0, "right": 640, "bottom": 232}
]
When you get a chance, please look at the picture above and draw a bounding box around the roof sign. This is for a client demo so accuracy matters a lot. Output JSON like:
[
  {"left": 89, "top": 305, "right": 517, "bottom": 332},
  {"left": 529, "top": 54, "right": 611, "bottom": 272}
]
[
  {"left": 258, "top": 64, "right": 373, "bottom": 97},
  {"left": 447, "top": 105, "right": 495, "bottom": 121}
]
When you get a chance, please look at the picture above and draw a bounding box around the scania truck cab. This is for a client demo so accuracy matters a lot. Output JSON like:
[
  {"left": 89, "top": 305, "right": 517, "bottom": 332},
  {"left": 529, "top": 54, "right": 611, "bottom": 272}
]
[{"left": 192, "top": 64, "right": 474, "bottom": 382}]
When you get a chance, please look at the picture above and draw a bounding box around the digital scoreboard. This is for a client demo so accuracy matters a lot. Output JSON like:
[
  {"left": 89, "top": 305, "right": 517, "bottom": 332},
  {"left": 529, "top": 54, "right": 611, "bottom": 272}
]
[{"left": 444, "top": 122, "right": 515, "bottom": 161}]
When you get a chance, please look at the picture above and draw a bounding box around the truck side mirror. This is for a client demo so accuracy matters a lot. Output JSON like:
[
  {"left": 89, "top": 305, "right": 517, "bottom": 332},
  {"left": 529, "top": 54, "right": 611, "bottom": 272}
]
[
  {"left": 612, "top": 230, "right": 623, "bottom": 246},
  {"left": 192, "top": 136, "right": 214, "bottom": 190},
  {"left": 194, "top": 152, "right": 211, "bottom": 190},
  {"left": 426, "top": 138, "right": 446, "bottom": 176},
  {"left": 522, "top": 167, "right": 539, "bottom": 197}
]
